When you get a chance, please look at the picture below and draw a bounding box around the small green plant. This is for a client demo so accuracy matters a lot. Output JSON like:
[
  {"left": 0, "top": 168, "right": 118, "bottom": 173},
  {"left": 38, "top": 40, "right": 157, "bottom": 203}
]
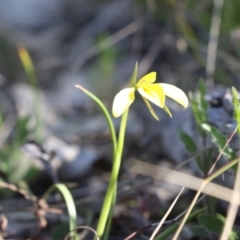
[
  {"left": 18, "top": 45, "right": 42, "bottom": 142},
  {"left": 0, "top": 46, "right": 43, "bottom": 187},
  {"left": 178, "top": 82, "right": 240, "bottom": 239},
  {"left": 0, "top": 115, "right": 33, "bottom": 185},
  {"left": 76, "top": 62, "right": 188, "bottom": 239},
  {"left": 0, "top": 45, "right": 78, "bottom": 238},
  {"left": 182, "top": 80, "right": 236, "bottom": 175}
]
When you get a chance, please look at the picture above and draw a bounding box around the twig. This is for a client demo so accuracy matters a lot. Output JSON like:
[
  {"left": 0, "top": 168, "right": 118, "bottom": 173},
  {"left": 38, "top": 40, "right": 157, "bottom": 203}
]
[
  {"left": 207, "top": 125, "right": 238, "bottom": 176},
  {"left": 206, "top": 0, "right": 224, "bottom": 88},
  {"left": 220, "top": 146, "right": 240, "bottom": 239},
  {"left": 71, "top": 20, "right": 142, "bottom": 71},
  {"left": 175, "top": 144, "right": 214, "bottom": 170},
  {"left": 149, "top": 187, "right": 184, "bottom": 240},
  {"left": 138, "top": 31, "right": 171, "bottom": 76},
  {"left": 0, "top": 181, "right": 37, "bottom": 202},
  {"left": 130, "top": 160, "right": 240, "bottom": 204},
  {"left": 124, "top": 194, "right": 206, "bottom": 240}
]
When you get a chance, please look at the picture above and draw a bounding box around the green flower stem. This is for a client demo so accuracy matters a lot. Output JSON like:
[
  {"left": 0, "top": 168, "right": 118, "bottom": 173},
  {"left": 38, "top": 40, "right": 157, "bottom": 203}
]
[
  {"left": 102, "top": 187, "right": 116, "bottom": 240},
  {"left": 75, "top": 85, "right": 120, "bottom": 239},
  {"left": 75, "top": 85, "right": 117, "bottom": 154},
  {"left": 96, "top": 108, "right": 129, "bottom": 239}
]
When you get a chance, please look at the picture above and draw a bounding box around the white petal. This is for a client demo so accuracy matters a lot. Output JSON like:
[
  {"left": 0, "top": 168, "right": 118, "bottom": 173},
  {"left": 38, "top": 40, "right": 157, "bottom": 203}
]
[
  {"left": 112, "top": 88, "right": 135, "bottom": 117},
  {"left": 159, "top": 83, "right": 188, "bottom": 108}
]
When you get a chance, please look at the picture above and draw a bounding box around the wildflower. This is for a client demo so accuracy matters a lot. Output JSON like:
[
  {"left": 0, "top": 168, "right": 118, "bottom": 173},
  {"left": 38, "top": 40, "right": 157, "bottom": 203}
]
[{"left": 112, "top": 72, "right": 188, "bottom": 120}]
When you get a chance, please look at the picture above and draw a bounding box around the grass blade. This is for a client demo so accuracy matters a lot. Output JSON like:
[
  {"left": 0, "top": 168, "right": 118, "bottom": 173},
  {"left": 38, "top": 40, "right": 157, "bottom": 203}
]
[{"left": 43, "top": 183, "right": 77, "bottom": 239}]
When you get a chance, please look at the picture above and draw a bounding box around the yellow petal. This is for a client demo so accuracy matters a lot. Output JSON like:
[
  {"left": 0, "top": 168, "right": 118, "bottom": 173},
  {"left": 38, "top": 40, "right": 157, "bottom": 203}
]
[
  {"left": 142, "top": 97, "right": 159, "bottom": 120},
  {"left": 163, "top": 105, "right": 172, "bottom": 117},
  {"left": 158, "top": 83, "right": 188, "bottom": 108},
  {"left": 137, "top": 72, "right": 156, "bottom": 85},
  {"left": 138, "top": 84, "right": 165, "bottom": 108},
  {"left": 112, "top": 88, "right": 135, "bottom": 117}
]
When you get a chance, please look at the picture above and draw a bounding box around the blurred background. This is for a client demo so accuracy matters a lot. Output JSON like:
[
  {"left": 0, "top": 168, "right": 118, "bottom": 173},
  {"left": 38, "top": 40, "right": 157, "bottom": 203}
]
[{"left": 0, "top": 0, "right": 240, "bottom": 239}]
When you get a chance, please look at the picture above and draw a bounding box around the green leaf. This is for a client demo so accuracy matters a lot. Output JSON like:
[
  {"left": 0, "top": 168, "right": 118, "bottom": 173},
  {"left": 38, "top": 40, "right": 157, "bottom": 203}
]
[
  {"left": 43, "top": 183, "right": 77, "bottom": 239},
  {"left": 189, "top": 95, "right": 207, "bottom": 131},
  {"left": 198, "top": 214, "right": 239, "bottom": 239},
  {"left": 232, "top": 87, "right": 240, "bottom": 135},
  {"left": 129, "top": 62, "right": 138, "bottom": 87},
  {"left": 198, "top": 214, "right": 223, "bottom": 234},
  {"left": 189, "top": 80, "right": 209, "bottom": 136},
  {"left": 179, "top": 130, "right": 203, "bottom": 170},
  {"left": 15, "top": 116, "right": 31, "bottom": 144},
  {"left": 51, "top": 222, "right": 70, "bottom": 240},
  {"left": 201, "top": 123, "right": 236, "bottom": 160},
  {"left": 179, "top": 130, "right": 197, "bottom": 153},
  {"left": 198, "top": 79, "right": 208, "bottom": 111}
]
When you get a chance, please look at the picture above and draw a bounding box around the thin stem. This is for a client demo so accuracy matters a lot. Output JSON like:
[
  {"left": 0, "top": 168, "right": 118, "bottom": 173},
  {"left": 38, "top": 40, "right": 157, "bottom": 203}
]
[
  {"left": 75, "top": 85, "right": 120, "bottom": 239},
  {"left": 102, "top": 186, "right": 116, "bottom": 240},
  {"left": 172, "top": 186, "right": 204, "bottom": 240},
  {"left": 206, "top": 0, "right": 224, "bottom": 88},
  {"left": 150, "top": 187, "right": 184, "bottom": 240},
  {"left": 75, "top": 85, "right": 117, "bottom": 154},
  {"left": 96, "top": 109, "right": 129, "bottom": 239}
]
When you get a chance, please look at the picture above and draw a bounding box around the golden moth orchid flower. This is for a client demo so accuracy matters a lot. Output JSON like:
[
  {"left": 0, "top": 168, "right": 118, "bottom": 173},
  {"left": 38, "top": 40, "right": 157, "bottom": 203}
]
[{"left": 112, "top": 72, "right": 188, "bottom": 120}]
